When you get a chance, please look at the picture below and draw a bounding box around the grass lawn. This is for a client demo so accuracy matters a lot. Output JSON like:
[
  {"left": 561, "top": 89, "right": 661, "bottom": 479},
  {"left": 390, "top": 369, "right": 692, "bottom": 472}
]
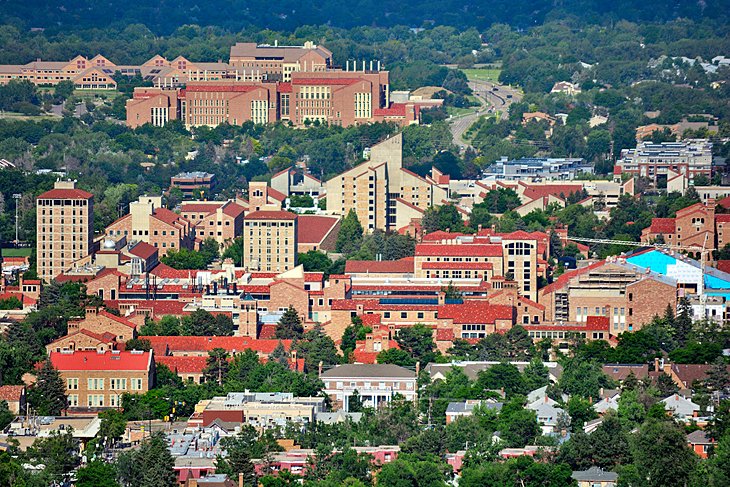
[
  {"left": 2, "top": 248, "right": 32, "bottom": 257},
  {"left": 447, "top": 106, "right": 476, "bottom": 117},
  {"left": 0, "top": 111, "right": 58, "bottom": 120},
  {"left": 461, "top": 68, "right": 502, "bottom": 83},
  {"left": 73, "top": 89, "right": 120, "bottom": 100}
]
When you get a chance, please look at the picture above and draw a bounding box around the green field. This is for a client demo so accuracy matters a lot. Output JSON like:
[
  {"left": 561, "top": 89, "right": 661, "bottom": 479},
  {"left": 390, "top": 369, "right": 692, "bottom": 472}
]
[
  {"left": 73, "top": 89, "right": 120, "bottom": 100},
  {"left": 2, "top": 248, "right": 32, "bottom": 257},
  {"left": 0, "top": 111, "right": 58, "bottom": 120},
  {"left": 461, "top": 68, "right": 502, "bottom": 83},
  {"left": 447, "top": 106, "right": 477, "bottom": 117}
]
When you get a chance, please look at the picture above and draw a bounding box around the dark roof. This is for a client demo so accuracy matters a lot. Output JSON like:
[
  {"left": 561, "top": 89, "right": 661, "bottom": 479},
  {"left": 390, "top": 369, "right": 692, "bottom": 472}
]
[{"left": 571, "top": 467, "right": 618, "bottom": 482}]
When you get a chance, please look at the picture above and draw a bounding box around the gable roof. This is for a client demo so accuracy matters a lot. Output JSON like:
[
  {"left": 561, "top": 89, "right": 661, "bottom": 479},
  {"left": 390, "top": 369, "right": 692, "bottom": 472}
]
[
  {"left": 49, "top": 350, "right": 152, "bottom": 371},
  {"left": 0, "top": 385, "right": 24, "bottom": 402},
  {"left": 345, "top": 258, "right": 414, "bottom": 274},
  {"left": 321, "top": 364, "right": 415, "bottom": 379},
  {"left": 297, "top": 215, "right": 340, "bottom": 244},
  {"left": 437, "top": 302, "right": 514, "bottom": 324}
]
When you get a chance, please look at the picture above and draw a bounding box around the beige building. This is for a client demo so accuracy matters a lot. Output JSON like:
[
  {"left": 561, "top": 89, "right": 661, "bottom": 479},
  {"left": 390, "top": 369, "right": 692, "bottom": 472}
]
[
  {"left": 228, "top": 41, "right": 333, "bottom": 82},
  {"left": 105, "top": 196, "right": 195, "bottom": 256},
  {"left": 36, "top": 181, "right": 94, "bottom": 282},
  {"left": 243, "top": 210, "right": 298, "bottom": 272},
  {"left": 325, "top": 133, "right": 448, "bottom": 232},
  {"left": 49, "top": 350, "right": 154, "bottom": 410}
]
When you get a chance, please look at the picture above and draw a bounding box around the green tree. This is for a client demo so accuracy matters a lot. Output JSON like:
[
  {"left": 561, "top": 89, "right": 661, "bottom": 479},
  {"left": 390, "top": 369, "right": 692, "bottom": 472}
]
[
  {"left": 0, "top": 401, "right": 13, "bottom": 431},
  {"left": 294, "top": 323, "right": 340, "bottom": 372},
  {"left": 76, "top": 461, "right": 120, "bottom": 487},
  {"left": 395, "top": 324, "right": 439, "bottom": 365},
  {"left": 632, "top": 419, "right": 697, "bottom": 487},
  {"left": 203, "top": 348, "right": 230, "bottom": 386},
  {"left": 376, "top": 348, "right": 415, "bottom": 367},
  {"left": 118, "top": 431, "right": 176, "bottom": 487},
  {"left": 28, "top": 359, "right": 67, "bottom": 416},
  {"left": 216, "top": 427, "right": 258, "bottom": 486},
  {"left": 336, "top": 209, "right": 364, "bottom": 256},
  {"left": 275, "top": 306, "right": 304, "bottom": 340},
  {"left": 199, "top": 237, "right": 220, "bottom": 265},
  {"left": 125, "top": 338, "right": 152, "bottom": 351},
  {"left": 27, "top": 430, "right": 80, "bottom": 479},
  {"left": 298, "top": 250, "right": 333, "bottom": 274},
  {"left": 160, "top": 247, "right": 207, "bottom": 269},
  {"left": 269, "top": 341, "right": 290, "bottom": 366},
  {"left": 99, "top": 409, "right": 127, "bottom": 448}
]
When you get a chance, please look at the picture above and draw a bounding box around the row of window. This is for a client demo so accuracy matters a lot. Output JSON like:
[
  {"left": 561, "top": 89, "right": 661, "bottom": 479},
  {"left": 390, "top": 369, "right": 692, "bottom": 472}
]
[{"left": 67, "top": 377, "right": 143, "bottom": 391}]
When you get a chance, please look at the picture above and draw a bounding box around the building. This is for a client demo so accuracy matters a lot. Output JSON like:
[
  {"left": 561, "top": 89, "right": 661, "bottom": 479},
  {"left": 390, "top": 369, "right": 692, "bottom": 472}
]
[
  {"left": 196, "top": 392, "right": 325, "bottom": 430},
  {"left": 296, "top": 215, "right": 341, "bottom": 253},
  {"left": 414, "top": 230, "right": 545, "bottom": 302},
  {"left": 180, "top": 200, "right": 246, "bottom": 249},
  {"left": 320, "top": 364, "right": 417, "bottom": 411},
  {"left": 615, "top": 140, "right": 714, "bottom": 185},
  {"left": 46, "top": 307, "right": 137, "bottom": 354},
  {"left": 571, "top": 467, "right": 618, "bottom": 487},
  {"left": 105, "top": 196, "right": 195, "bottom": 256},
  {"left": 243, "top": 211, "right": 298, "bottom": 272},
  {"left": 49, "top": 350, "right": 154, "bottom": 410},
  {"left": 228, "top": 41, "right": 333, "bottom": 82},
  {"left": 36, "top": 181, "right": 94, "bottom": 282},
  {"left": 271, "top": 166, "right": 325, "bottom": 199},
  {"left": 484, "top": 157, "right": 592, "bottom": 181},
  {"left": 0, "top": 55, "right": 118, "bottom": 89},
  {"left": 661, "top": 394, "right": 700, "bottom": 419},
  {"left": 551, "top": 81, "right": 582, "bottom": 96},
  {"left": 540, "top": 257, "right": 678, "bottom": 333},
  {"left": 171, "top": 172, "right": 216, "bottom": 198},
  {"left": 0, "top": 385, "right": 25, "bottom": 415},
  {"left": 445, "top": 399, "right": 503, "bottom": 424},
  {"left": 325, "top": 133, "right": 449, "bottom": 232},
  {"left": 641, "top": 202, "right": 717, "bottom": 249},
  {"left": 687, "top": 430, "right": 715, "bottom": 459}
]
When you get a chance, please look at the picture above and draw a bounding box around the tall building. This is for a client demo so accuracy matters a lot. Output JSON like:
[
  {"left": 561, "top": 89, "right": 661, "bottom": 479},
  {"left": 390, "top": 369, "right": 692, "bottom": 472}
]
[
  {"left": 325, "top": 133, "right": 449, "bottom": 232},
  {"left": 243, "top": 211, "right": 298, "bottom": 272},
  {"left": 36, "top": 181, "right": 94, "bottom": 282},
  {"left": 615, "top": 140, "right": 714, "bottom": 184}
]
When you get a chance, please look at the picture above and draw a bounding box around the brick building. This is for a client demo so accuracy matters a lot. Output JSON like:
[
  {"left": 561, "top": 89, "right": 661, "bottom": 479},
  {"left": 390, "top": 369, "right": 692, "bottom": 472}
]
[
  {"left": 49, "top": 350, "right": 154, "bottom": 410},
  {"left": 36, "top": 181, "right": 94, "bottom": 282},
  {"left": 228, "top": 41, "right": 333, "bottom": 82},
  {"left": 642, "top": 201, "right": 730, "bottom": 251},
  {"left": 180, "top": 200, "right": 245, "bottom": 249},
  {"left": 171, "top": 172, "right": 216, "bottom": 198},
  {"left": 320, "top": 364, "right": 417, "bottom": 411},
  {"left": 105, "top": 196, "right": 195, "bottom": 256},
  {"left": 243, "top": 210, "right": 298, "bottom": 272},
  {"left": 615, "top": 140, "right": 714, "bottom": 185},
  {"left": 0, "top": 385, "right": 26, "bottom": 415},
  {"left": 325, "top": 133, "right": 448, "bottom": 232},
  {"left": 539, "top": 257, "right": 677, "bottom": 333}
]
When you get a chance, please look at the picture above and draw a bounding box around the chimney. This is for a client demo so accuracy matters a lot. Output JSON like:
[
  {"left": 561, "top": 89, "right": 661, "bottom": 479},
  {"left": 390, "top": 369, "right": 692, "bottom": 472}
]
[
  {"left": 438, "top": 291, "right": 446, "bottom": 305},
  {"left": 544, "top": 395, "right": 548, "bottom": 403},
  {"left": 239, "top": 472, "right": 244, "bottom": 487},
  {"left": 693, "top": 410, "right": 698, "bottom": 418},
  {"left": 318, "top": 360, "right": 323, "bottom": 375},
  {"left": 654, "top": 357, "right": 659, "bottom": 371},
  {"left": 415, "top": 361, "right": 420, "bottom": 375}
]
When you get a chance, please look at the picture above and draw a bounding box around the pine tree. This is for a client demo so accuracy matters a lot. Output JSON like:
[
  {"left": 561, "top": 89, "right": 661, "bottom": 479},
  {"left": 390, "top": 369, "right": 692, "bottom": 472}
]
[
  {"left": 203, "top": 348, "right": 230, "bottom": 386},
  {"left": 335, "top": 209, "right": 364, "bottom": 256},
  {"left": 275, "top": 306, "right": 304, "bottom": 340},
  {"left": 138, "top": 432, "right": 177, "bottom": 487},
  {"left": 29, "top": 359, "right": 67, "bottom": 416},
  {"left": 705, "top": 357, "right": 730, "bottom": 393},
  {"left": 674, "top": 297, "right": 693, "bottom": 346},
  {"left": 269, "top": 341, "right": 290, "bottom": 366}
]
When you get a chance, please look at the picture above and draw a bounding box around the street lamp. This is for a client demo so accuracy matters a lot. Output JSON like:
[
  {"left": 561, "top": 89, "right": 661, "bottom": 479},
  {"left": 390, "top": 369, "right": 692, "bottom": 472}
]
[{"left": 12, "top": 193, "right": 21, "bottom": 245}]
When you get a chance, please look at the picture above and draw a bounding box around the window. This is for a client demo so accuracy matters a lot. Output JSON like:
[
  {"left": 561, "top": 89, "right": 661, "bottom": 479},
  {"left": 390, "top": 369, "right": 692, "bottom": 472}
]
[
  {"left": 110, "top": 378, "right": 127, "bottom": 390},
  {"left": 67, "top": 378, "right": 79, "bottom": 390},
  {"left": 68, "top": 394, "right": 79, "bottom": 407},
  {"left": 87, "top": 394, "right": 104, "bottom": 407},
  {"left": 131, "top": 378, "right": 144, "bottom": 391},
  {"left": 88, "top": 378, "right": 104, "bottom": 390},
  {"left": 400, "top": 312, "right": 407, "bottom": 319}
]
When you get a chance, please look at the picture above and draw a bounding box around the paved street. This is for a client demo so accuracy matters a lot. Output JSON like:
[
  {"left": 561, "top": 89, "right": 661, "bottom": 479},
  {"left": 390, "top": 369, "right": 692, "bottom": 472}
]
[{"left": 450, "top": 79, "right": 523, "bottom": 151}]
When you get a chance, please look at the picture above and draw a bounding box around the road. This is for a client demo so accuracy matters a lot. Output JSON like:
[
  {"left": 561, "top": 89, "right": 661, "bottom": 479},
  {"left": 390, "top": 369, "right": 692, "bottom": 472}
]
[{"left": 449, "top": 79, "right": 523, "bottom": 151}]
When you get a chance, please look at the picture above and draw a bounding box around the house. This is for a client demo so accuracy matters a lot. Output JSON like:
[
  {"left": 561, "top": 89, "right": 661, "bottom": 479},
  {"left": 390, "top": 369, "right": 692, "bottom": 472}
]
[
  {"left": 527, "top": 395, "right": 566, "bottom": 434},
  {"left": 551, "top": 81, "right": 581, "bottom": 96},
  {"left": 320, "top": 364, "right": 417, "bottom": 411},
  {"left": 571, "top": 467, "right": 618, "bottom": 487},
  {"left": 687, "top": 430, "right": 715, "bottom": 459},
  {"left": 602, "top": 364, "right": 649, "bottom": 382},
  {"left": 0, "top": 385, "right": 25, "bottom": 415},
  {"left": 445, "top": 399, "right": 503, "bottom": 424},
  {"left": 593, "top": 393, "right": 620, "bottom": 415},
  {"left": 661, "top": 394, "right": 700, "bottom": 419},
  {"left": 315, "top": 410, "right": 364, "bottom": 425}
]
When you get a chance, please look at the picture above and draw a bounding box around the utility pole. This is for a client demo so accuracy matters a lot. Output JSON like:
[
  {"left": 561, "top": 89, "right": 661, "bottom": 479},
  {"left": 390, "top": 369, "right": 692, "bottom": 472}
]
[{"left": 12, "top": 193, "right": 21, "bottom": 245}]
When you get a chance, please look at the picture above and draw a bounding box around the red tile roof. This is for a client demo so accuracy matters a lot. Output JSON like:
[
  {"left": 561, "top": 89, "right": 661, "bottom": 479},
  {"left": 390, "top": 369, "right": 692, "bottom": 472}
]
[
  {"left": 186, "top": 84, "right": 261, "bottom": 92},
  {"left": 245, "top": 210, "right": 297, "bottom": 220},
  {"left": 291, "top": 78, "right": 361, "bottom": 86},
  {"left": 435, "top": 328, "right": 455, "bottom": 341},
  {"left": 38, "top": 188, "right": 93, "bottom": 199},
  {"left": 153, "top": 207, "right": 187, "bottom": 226},
  {"left": 415, "top": 243, "right": 503, "bottom": 257},
  {"left": 49, "top": 350, "right": 152, "bottom": 371},
  {"left": 297, "top": 215, "right": 340, "bottom": 244},
  {"left": 222, "top": 202, "right": 245, "bottom": 218},
  {"left": 715, "top": 214, "right": 730, "bottom": 223},
  {"left": 585, "top": 315, "right": 610, "bottom": 329},
  {"left": 267, "top": 187, "right": 287, "bottom": 202},
  {"left": 421, "top": 262, "right": 493, "bottom": 270},
  {"left": 374, "top": 103, "right": 407, "bottom": 117},
  {"left": 648, "top": 218, "right": 676, "bottom": 234},
  {"left": 437, "top": 302, "right": 514, "bottom": 324},
  {"left": 142, "top": 336, "right": 292, "bottom": 356},
  {"left": 156, "top": 355, "right": 209, "bottom": 374},
  {"left": 0, "top": 385, "right": 24, "bottom": 402},
  {"left": 180, "top": 203, "right": 222, "bottom": 213},
  {"left": 345, "top": 259, "right": 414, "bottom": 274},
  {"left": 716, "top": 197, "right": 730, "bottom": 209},
  {"left": 520, "top": 184, "right": 582, "bottom": 201},
  {"left": 540, "top": 260, "right": 606, "bottom": 295},
  {"left": 422, "top": 231, "right": 467, "bottom": 241},
  {"left": 128, "top": 242, "right": 158, "bottom": 260},
  {"left": 277, "top": 82, "right": 292, "bottom": 93}
]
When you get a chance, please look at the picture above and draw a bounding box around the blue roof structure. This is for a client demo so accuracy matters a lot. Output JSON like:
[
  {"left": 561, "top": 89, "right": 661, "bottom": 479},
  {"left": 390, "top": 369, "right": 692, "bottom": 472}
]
[{"left": 626, "top": 249, "right": 730, "bottom": 290}]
